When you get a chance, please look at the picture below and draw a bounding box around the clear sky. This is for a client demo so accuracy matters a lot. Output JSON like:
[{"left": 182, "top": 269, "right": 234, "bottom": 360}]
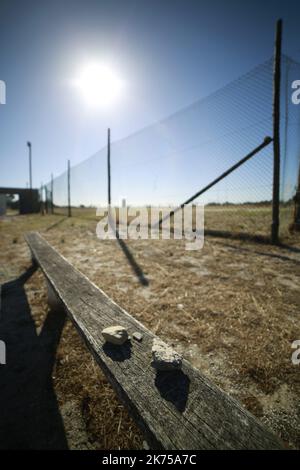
[{"left": 0, "top": 0, "right": 299, "bottom": 203}]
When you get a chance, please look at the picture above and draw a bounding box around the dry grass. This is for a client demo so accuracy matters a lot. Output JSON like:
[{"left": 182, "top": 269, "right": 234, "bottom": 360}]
[
  {"left": 1, "top": 210, "right": 300, "bottom": 448},
  {"left": 53, "top": 203, "right": 297, "bottom": 241},
  {"left": 0, "top": 215, "right": 143, "bottom": 450},
  {"left": 25, "top": 270, "right": 142, "bottom": 449}
]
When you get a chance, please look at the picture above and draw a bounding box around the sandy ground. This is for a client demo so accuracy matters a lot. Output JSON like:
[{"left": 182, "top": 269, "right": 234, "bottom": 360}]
[{"left": 0, "top": 213, "right": 300, "bottom": 449}]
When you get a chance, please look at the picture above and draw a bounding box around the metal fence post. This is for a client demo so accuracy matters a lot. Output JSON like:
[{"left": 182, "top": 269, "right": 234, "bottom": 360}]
[
  {"left": 68, "top": 159, "right": 72, "bottom": 217},
  {"left": 40, "top": 183, "right": 44, "bottom": 215},
  {"left": 271, "top": 19, "right": 282, "bottom": 244},
  {"left": 45, "top": 186, "right": 48, "bottom": 214},
  {"left": 292, "top": 166, "right": 300, "bottom": 230},
  {"left": 107, "top": 128, "right": 111, "bottom": 206},
  {"left": 51, "top": 173, "right": 54, "bottom": 214}
]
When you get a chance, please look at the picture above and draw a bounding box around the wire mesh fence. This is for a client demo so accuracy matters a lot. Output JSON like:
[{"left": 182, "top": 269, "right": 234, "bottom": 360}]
[
  {"left": 280, "top": 56, "right": 300, "bottom": 237},
  {"left": 45, "top": 54, "right": 300, "bottom": 241}
]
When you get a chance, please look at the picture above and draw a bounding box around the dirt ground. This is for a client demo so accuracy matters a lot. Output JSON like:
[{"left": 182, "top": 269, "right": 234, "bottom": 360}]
[{"left": 0, "top": 212, "right": 300, "bottom": 449}]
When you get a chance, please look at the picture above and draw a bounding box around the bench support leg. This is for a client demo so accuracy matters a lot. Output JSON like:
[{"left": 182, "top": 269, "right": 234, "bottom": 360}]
[{"left": 46, "top": 281, "right": 64, "bottom": 312}]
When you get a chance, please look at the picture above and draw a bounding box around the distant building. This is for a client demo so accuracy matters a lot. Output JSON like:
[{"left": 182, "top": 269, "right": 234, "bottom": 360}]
[{"left": 0, "top": 188, "right": 40, "bottom": 214}]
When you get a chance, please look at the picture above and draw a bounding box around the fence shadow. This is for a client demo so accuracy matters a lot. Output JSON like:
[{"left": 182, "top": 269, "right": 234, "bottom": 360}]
[
  {"left": 215, "top": 240, "right": 300, "bottom": 266},
  {"left": 109, "top": 214, "right": 149, "bottom": 286},
  {"left": 204, "top": 228, "right": 270, "bottom": 244},
  {"left": 0, "top": 265, "right": 68, "bottom": 449},
  {"left": 45, "top": 217, "right": 68, "bottom": 231},
  {"left": 279, "top": 243, "right": 300, "bottom": 254},
  {"left": 116, "top": 237, "right": 149, "bottom": 286}
]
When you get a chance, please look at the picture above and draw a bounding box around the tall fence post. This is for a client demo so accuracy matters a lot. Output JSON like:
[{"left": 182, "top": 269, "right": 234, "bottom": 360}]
[
  {"left": 271, "top": 19, "right": 282, "bottom": 244},
  {"left": 45, "top": 186, "right": 49, "bottom": 214},
  {"left": 107, "top": 128, "right": 111, "bottom": 206},
  {"left": 27, "top": 142, "right": 32, "bottom": 190},
  {"left": 68, "top": 159, "right": 72, "bottom": 217},
  {"left": 293, "top": 165, "right": 300, "bottom": 230},
  {"left": 40, "top": 183, "right": 44, "bottom": 215},
  {"left": 51, "top": 173, "right": 54, "bottom": 214}
]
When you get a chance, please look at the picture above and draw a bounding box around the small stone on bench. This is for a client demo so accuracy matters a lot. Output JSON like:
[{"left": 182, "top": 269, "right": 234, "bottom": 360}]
[
  {"left": 151, "top": 338, "right": 182, "bottom": 371},
  {"left": 133, "top": 331, "right": 143, "bottom": 342},
  {"left": 102, "top": 325, "right": 128, "bottom": 345}
]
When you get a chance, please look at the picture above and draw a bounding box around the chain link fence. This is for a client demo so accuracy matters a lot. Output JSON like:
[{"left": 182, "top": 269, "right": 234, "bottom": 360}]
[{"left": 45, "top": 54, "right": 300, "bottom": 241}]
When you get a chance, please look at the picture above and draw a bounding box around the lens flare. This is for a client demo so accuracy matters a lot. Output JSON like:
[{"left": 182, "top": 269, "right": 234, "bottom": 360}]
[{"left": 74, "top": 63, "right": 123, "bottom": 108}]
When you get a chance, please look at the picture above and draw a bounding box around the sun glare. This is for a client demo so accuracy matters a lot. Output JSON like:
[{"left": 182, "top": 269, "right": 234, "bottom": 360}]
[{"left": 74, "top": 63, "right": 123, "bottom": 108}]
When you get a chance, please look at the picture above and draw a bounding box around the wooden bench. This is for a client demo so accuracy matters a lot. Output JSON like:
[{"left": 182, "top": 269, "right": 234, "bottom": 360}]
[{"left": 25, "top": 232, "right": 283, "bottom": 450}]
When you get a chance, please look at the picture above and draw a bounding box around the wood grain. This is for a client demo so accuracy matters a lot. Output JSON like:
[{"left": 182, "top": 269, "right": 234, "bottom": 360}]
[{"left": 25, "top": 232, "right": 283, "bottom": 450}]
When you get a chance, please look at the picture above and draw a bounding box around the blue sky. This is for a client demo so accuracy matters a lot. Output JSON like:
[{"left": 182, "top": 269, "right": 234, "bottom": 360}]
[{"left": 0, "top": 0, "right": 300, "bottom": 204}]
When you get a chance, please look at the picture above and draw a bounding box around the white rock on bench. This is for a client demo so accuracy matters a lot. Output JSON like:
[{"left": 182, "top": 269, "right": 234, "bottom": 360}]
[
  {"left": 102, "top": 325, "right": 128, "bottom": 345},
  {"left": 132, "top": 331, "right": 143, "bottom": 342},
  {"left": 151, "top": 338, "right": 182, "bottom": 371}
]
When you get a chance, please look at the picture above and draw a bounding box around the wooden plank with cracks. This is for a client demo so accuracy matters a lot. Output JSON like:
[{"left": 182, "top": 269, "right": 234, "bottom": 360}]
[{"left": 24, "top": 231, "right": 283, "bottom": 450}]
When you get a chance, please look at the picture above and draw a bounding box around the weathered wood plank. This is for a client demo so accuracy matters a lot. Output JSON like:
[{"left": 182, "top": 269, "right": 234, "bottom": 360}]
[{"left": 25, "top": 232, "right": 283, "bottom": 450}]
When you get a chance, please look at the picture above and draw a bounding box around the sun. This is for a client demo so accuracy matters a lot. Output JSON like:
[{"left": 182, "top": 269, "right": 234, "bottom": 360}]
[{"left": 74, "top": 63, "right": 123, "bottom": 108}]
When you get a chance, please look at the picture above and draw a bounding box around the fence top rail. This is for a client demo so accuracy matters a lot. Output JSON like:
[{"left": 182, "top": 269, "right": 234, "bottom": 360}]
[{"left": 24, "top": 231, "right": 283, "bottom": 450}]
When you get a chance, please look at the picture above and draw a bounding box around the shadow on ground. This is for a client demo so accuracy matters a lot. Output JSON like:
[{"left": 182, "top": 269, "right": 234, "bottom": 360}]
[
  {"left": 215, "top": 240, "right": 300, "bottom": 265},
  {"left": 45, "top": 217, "right": 68, "bottom": 232},
  {"left": 116, "top": 237, "right": 149, "bottom": 286},
  {"left": 0, "top": 265, "right": 68, "bottom": 449},
  {"left": 205, "top": 228, "right": 300, "bottom": 254}
]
